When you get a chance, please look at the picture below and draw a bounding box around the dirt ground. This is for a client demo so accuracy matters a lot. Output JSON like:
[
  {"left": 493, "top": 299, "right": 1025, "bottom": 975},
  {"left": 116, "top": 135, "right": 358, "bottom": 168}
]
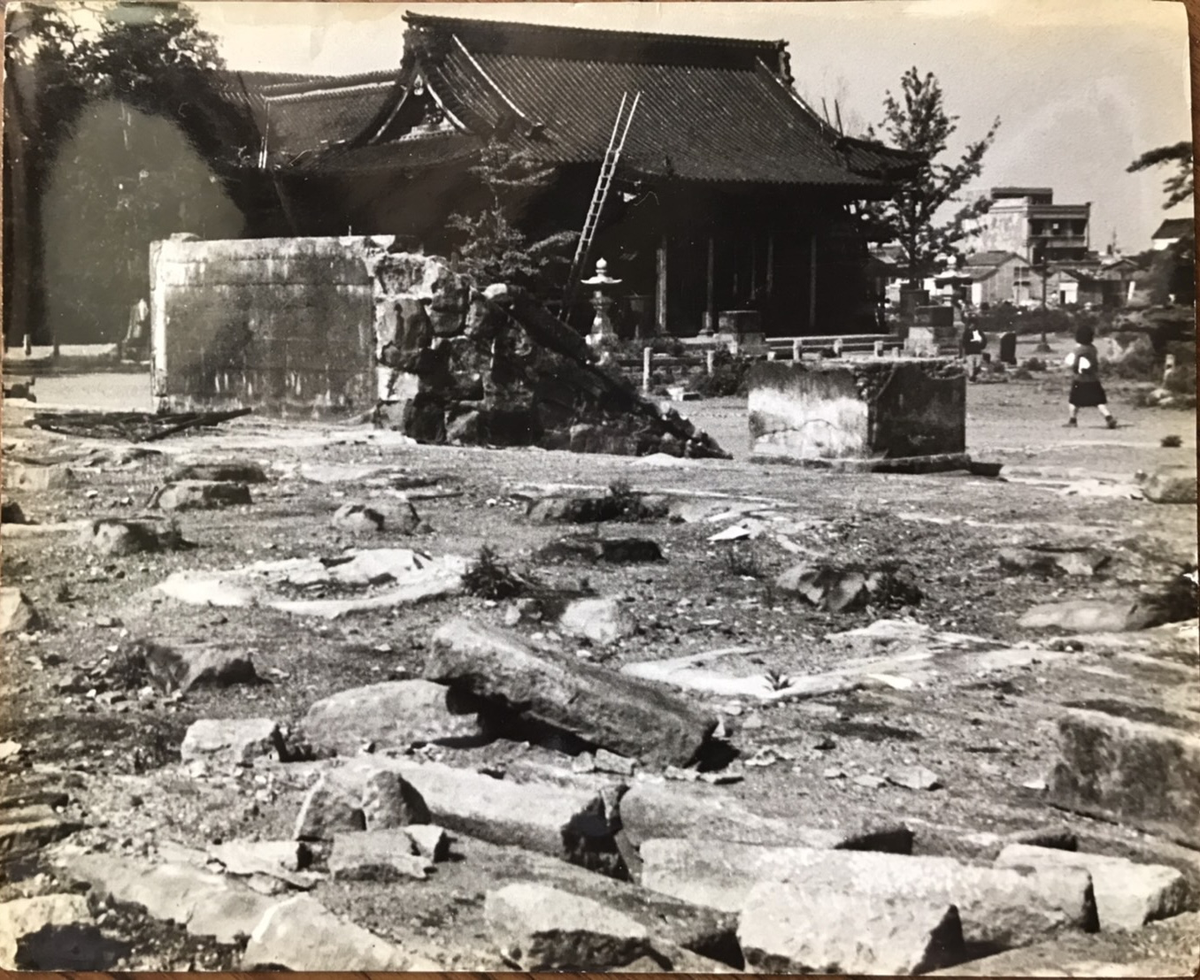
[{"left": 1, "top": 344, "right": 1197, "bottom": 972}]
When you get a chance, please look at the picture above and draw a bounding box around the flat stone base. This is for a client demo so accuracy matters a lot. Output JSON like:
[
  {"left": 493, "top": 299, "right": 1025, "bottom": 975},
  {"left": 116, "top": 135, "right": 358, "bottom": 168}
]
[{"left": 749, "top": 451, "right": 972, "bottom": 474}]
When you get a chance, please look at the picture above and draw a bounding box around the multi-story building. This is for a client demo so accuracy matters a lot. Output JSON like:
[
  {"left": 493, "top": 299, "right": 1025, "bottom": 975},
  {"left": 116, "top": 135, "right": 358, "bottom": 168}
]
[{"left": 973, "top": 187, "right": 1091, "bottom": 266}]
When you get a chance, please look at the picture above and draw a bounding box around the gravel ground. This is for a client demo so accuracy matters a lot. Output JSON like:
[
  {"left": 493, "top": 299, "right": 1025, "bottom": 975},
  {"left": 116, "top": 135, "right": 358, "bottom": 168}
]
[{"left": 1, "top": 349, "right": 1196, "bottom": 972}]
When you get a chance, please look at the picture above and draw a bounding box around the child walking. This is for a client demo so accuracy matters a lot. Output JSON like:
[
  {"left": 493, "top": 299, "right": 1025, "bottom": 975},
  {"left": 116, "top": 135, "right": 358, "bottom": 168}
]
[{"left": 1064, "top": 324, "right": 1117, "bottom": 428}]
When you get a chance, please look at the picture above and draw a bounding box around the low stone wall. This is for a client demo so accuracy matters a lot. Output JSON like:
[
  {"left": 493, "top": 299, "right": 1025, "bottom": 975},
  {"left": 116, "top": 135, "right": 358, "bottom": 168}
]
[{"left": 747, "top": 359, "right": 966, "bottom": 462}]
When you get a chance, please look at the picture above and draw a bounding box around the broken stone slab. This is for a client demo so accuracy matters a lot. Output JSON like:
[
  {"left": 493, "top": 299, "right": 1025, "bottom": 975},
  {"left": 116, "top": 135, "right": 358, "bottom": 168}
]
[
  {"left": 485, "top": 882, "right": 653, "bottom": 970},
  {"left": 0, "top": 587, "right": 40, "bottom": 636},
  {"left": 0, "top": 804, "right": 82, "bottom": 857},
  {"left": 999, "top": 548, "right": 1111, "bottom": 578},
  {"left": 617, "top": 779, "right": 913, "bottom": 855},
  {"left": 405, "top": 823, "right": 449, "bottom": 861},
  {"left": 294, "top": 771, "right": 368, "bottom": 841},
  {"left": 210, "top": 839, "right": 308, "bottom": 875},
  {"left": 3, "top": 464, "right": 77, "bottom": 491},
  {"left": 455, "top": 833, "right": 736, "bottom": 963},
  {"left": 153, "top": 480, "right": 252, "bottom": 511},
  {"left": 169, "top": 459, "right": 268, "bottom": 484},
  {"left": 1018, "top": 599, "right": 1159, "bottom": 632},
  {"left": 558, "top": 596, "right": 637, "bottom": 645},
  {"left": 0, "top": 893, "right": 114, "bottom": 970},
  {"left": 1050, "top": 707, "right": 1200, "bottom": 848},
  {"left": 54, "top": 852, "right": 275, "bottom": 944},
  {"left": 338, "top": 757, "right": 619, "bottom": 866},
  {"left": 331, "top": 503, "right": 385, "bottom": 534},
  {"left": 329, "top": 829, "right": 431, "bottom": 881},
  {"left": 361, "top": 767, "right": 432, "bottom": 829},
  {"left": 79, "top": 518, "right": 185, "bottom": 556},
  {"left": 994, "top": 844, "right": 1189, "bottom": 931},
  {"left": 888, "top": 765, "right": 943, "bottom": 791},
  {"left": 738, "top": 879, "right": 965, "bottom": 975},
  {"left": 179, "top": 718, "right": 283, "bottom": 766},
  {"left": 536, "top": 536, "right": 665, "bottom": 564},
  {"left": 526, "top": 492, "right": 670, "bottom": 524},
  {"left": 138, "top": 641, "right": 258, "bottom": 694},
  {"left": 243, "top": 894, "right": 437, "bottom": 970},
  {"left": 638, "top": 839, "right": 1098, "bottom": 949},
  {"left": 774, "top": 561, "right": 922, "bottom": 613},
  {"left": 1140, "top": 468, "right": 1197, "bottom": 504},
  {"left": 300, "top": 679, "right": 483, "bottom": 756},
  {"left": 425, "top": 618, "right": 715, "bottom": 767}
]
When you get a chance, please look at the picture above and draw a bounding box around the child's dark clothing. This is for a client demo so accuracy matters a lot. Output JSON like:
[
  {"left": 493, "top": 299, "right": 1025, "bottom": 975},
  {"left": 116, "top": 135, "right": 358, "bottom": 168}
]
[
  {"left": 961, "top": 324, "right": 986, "bottom": 355},
  {"left": 1067, "top": 342, "right": 1107, "bottom": 408}
]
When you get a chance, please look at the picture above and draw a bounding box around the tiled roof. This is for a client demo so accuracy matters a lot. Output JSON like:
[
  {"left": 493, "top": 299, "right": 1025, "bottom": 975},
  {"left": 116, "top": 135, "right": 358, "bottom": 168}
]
[
  {"left": 390, "top": 13, "right": 919, "bottom": 189},
  {"left": 1153, "top": 217, "right": 1193, "bottom": 240},
  {"left": 965, "top": 250, "right": 1023, "bottom": 267}
]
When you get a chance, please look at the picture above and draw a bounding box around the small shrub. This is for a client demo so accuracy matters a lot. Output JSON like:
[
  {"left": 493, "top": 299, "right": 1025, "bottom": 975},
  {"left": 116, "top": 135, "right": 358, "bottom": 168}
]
[
  {"left": 1162, "top": 434, "right": 1183, "bottom": 448},
  {"left": 462, "top": 545, "right": 531, "bottom": 600},
  {"left": 694, "top": 350, "right": 753, "bottom": 398},
  {"left": 1165, "top": 364, "right": 1197, "bottom": 396},
  {"left": 1022, "top": 357, "right": 1047, "bottom": 372}
]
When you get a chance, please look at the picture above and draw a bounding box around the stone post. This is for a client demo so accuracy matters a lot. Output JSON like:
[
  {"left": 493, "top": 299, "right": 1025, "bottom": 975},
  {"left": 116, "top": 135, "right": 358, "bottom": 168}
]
[
  {"left": 792, "top": 338, "right": 802, "bottom": 363},
  {"left": 643, "top": 347, "right": 652, "bottom": 392}
]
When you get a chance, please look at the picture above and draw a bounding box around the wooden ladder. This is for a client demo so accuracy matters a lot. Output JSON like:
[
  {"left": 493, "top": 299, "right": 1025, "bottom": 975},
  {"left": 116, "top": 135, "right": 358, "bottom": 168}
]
[{"left": 563, "top": 92, "right": 641, "bottom": 317}]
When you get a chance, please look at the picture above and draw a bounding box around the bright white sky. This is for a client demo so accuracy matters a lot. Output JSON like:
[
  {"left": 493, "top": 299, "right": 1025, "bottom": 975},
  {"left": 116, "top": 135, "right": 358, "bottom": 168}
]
[{"left": 192, "top": 1, "right": 1192, "bottom": 251}]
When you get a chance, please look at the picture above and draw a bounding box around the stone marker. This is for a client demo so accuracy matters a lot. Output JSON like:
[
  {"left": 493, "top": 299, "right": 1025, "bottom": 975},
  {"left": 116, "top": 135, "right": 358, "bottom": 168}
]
[
  {"left": 638, "top": 839, "right": 1098, "bottom": 949},
  {"left": 339, "top": 757, "right": 618, "bottom": 865},
  {"left": 0, "top": 587, "right": 40, "bottom": 636},
  {"left": 243, "top": 894, "right": 435, "bottom": 970},
  {"left": 300, "top": 680, "right": 483, "bottom": 756},
  {"left": 617, "top": 779, "right": 913, "bottom": 855},
  {"left": 558, "top": 596, "right": 637, "bottom": 645},
  {"left": 329, "top": 830, "right": 431, "bottom": 881},
  {"left": 180, "top": 718, "right": 283, "bottom": 766},
  {"left": 738, "top": 879, "right": 965, "bottom": 975},
  {"left": 1050, "top": 707, "right": 1200, "bottom": 848},
  {"left": 0, "top": 893, "right": 109, "bottom": 970},
  {"left": 994, "top": 844, "right": 1188, "bottom": 931},
  {"left": 1140, "top": 468, "right": 1197, "bottom": 504},
  {"left": 405, "top": 824, "right": 450, "bottom": 862},
  {"left": 170, "top": 459, "right": 268, "bottom": 484},
  {"left": 55, "top": 853, "right": 275, "bottom": 944},
  {"left": 155, "top": 480, "right": 251, "bottom": 511},
  {"left": 425, "top": 618, "right": 715, "bottom": 767},
  {"left": 0, "top": 804, "right": 81, "bottom": 856},
  {"left": 484, "top": 882, "right": 652, "bottom": 971}
]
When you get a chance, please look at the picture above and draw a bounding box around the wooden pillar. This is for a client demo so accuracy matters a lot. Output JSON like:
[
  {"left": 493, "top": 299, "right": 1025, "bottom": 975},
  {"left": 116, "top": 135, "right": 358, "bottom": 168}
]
[
  {"left": 766, "top": 234, "right": 775, "bottom": 298},
  {"left": 655, "top": 236, "right": 668, "bottom": 335},
  {"left": 808, "top": 231, "right": 818, "bottom": 331},
  {"left": 704, "top": 234, "right": 715, "bottom": 335}
]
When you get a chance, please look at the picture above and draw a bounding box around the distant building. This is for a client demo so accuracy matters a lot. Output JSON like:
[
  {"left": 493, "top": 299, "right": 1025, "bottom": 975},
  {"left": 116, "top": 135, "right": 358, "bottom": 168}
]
[
  {"left": 973, "top": 187, "right": 1091, "bottom": 266},
  {"left": 959, "top": 250, "right": 1032, "bottom": 307},
  {"left": 1151, "top": 217, "right": 1193, "bottom": 251}
]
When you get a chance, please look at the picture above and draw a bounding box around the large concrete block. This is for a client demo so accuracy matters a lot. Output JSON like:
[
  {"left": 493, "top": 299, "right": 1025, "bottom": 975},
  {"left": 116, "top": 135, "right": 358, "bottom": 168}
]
[
  {"left": 747, "top": 359, "right": 965, "bottom": 462},
  {"left": 1049, "top": 707, "right": 1200, "bottom": 846}
]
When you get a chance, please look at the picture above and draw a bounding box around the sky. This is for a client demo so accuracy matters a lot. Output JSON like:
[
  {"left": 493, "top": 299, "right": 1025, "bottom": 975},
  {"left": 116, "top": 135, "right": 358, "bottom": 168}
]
[{"left": 192, "top": 0, "right": 1193, "bottom": 252}]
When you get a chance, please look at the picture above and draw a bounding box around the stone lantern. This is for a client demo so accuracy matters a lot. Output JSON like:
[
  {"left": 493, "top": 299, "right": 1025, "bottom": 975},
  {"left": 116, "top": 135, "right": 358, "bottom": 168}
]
[{"left": 581, "top": 258, "right": 622, "bottom": 347}]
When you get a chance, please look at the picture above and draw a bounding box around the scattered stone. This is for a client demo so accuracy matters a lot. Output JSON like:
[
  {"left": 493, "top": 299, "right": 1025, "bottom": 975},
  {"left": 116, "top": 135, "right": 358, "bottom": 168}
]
[
  {"left": 774, "top": 561, "right": 921, "bottom": 613},
  {"left": 998, "top": 548, "right": 1110, "bottom": 578},
  {"left": 1018, "top": 600, "right": 1157, "bottom": 633},
  {"left": 55, "top": 853, "right": 275, "bottom": 944},
  {"left": 425, "top": 618, "right": 716, "bottom": 767},
  {"left": 738, "top": 879, "right": 965, "bottom": 975},
  {"left": 361, "top": 768, "right": 431, "bottom": 829},
  {"left": 0, "top": 740, "right": 21, "bottom": 761},
  {"left": 887, "top": 765, "right": 943, "bottom": 791},
  {"left": 294, "top": 772, "right": 367, "bottom": 841},
  {"left": 485, "top": 882, "right": 652, "bottom": 971},
  {"left": 617, "top": 780, "right": 912, "bottom": 855},
  {"left": 210, "top": 839, "right": 308, "bottom": 876},
  {"left": 0, "top": 587, "right": 40, "bottom": 636},
  {"left": 1, "top": 501, "right": 27, "bottom": 524},
  {"left": 170, "top": 459, "right": 268, "bottom": 484},
  {"left": 137, "top": 640, "right": 258, "bottom": 694},
  {"left": 527, "top": 493, "right": 669, "bottom": 524},
  {"left": 994, "top": 844, "right": 1188, "bottom": 931},
  {"left": 332, "top": 503, "right": 386, "bottom": 534},
  {"left": 3, "top": 464, "right": 76, "bottom": 491},
  {"left": 300, "top": 680, "right": 483, "bottom": 756},
  {"left": 638, "top": 840, "right": 1098, "bottom": 948},
  {"left": 80, "top": 518, "right": 187, "bottom": 556},
  {"left": 0, "top": 893, "right": 112, "bottom": 970},
  {"left": 853, "top": 774, "right": 888, "bottom": 789},
  {"left": 1140, "top": 468, "right": 1197, "bottom": 504},
  {"left": 179, "top": 718, "right": 283, "bottom": 766},
  {"left": 558, "top": 596, "right": 637, "bottom": 645},
  {"left": 1050, "top": 707, "right": 1200, "bottom": 847},
  {"left": 338, "top": 757, "right": 619, "bottom": 866},
  {"left": 243, "top": 894, "right": 434, "bottom": 970},
  {"left": 329, "top": 830, "right": 431, "bottom": 881},
  {"left": 1006, "top": 826, "right": 1079, "bottom": 852},
  {"left": 536, "top": 536, "right": 665, "bottom": 564},
  {"left": 154, "top": 480, "right": 251, "bottom": 511},
  {"left": 0, "top": 804, "right": 81, "bottom": 856},
  {"left": 594, "top": 749, "right": 637, "bottom": 777},
  {"left": 405, "top": 823, "right": 450, "bottom": 862}
]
